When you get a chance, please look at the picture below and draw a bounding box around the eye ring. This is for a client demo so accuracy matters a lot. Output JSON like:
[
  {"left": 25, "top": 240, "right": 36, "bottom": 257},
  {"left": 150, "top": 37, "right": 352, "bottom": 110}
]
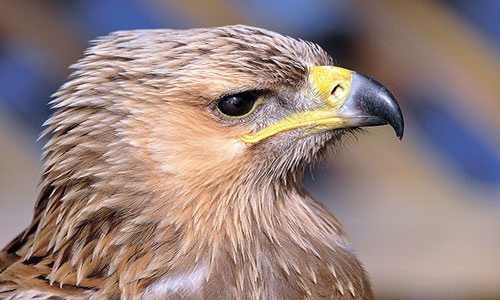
[{"left": 216, "top": 92, "right": 262, "bottom": 119}]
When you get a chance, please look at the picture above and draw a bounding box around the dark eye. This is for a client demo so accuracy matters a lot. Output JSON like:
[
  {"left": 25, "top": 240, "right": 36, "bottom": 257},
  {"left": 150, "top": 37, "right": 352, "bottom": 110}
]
[{"left": 217, "top": 92, "right": 259, "bottom": 118}]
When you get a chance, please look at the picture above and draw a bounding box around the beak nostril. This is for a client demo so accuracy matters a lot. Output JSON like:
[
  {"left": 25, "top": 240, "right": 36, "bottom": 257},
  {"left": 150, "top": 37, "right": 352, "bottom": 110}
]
[
  {"left": 331, "top": 83, "right": 347, "bottom": 98},
  {"left": 331, "top": 84, "right": 340, "bottom": 95},
  {"left": 326, "top": 83, "right": 349, "bottom": 108}
]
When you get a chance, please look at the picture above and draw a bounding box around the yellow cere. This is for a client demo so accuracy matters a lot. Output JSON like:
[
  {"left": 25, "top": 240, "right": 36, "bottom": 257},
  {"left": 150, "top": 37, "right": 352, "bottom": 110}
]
[
  {"left": 238, "top": 66, "right": 353, "bottom": 144},
  {"left": 309, "top": 66, "right": 352, "bottom": 109}
]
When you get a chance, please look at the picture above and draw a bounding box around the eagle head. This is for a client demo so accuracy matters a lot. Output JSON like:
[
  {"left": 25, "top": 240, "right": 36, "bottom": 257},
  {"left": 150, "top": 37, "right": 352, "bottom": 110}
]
[{"left": 15, "top": 25, "right": 403, "bottom": 298}]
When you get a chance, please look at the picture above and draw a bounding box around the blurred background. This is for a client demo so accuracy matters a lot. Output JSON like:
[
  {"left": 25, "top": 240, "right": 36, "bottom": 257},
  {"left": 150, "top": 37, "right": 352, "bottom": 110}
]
[{"left": 0, "top": 0, "right": 499, "bottom": 299}]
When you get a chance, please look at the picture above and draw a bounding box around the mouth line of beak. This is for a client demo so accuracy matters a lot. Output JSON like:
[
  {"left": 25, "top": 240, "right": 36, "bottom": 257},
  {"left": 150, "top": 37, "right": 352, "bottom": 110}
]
[{"left": 238, "top": 109, "right": 374, "bottom": 144}]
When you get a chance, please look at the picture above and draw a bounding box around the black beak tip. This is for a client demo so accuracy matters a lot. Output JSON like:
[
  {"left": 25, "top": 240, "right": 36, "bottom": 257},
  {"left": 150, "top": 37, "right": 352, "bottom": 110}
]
[
  {"left": 386, "top": 93, "right": 404, "bottom": 140},
  {"left": 394, "top": 118, "right": 404, "bottom": 140},
  {"left": 396, "top": 116, "right": 404, "bottom": 140},
  {"left": 386, "top": 94, "right": 404, "bottom": 140}
]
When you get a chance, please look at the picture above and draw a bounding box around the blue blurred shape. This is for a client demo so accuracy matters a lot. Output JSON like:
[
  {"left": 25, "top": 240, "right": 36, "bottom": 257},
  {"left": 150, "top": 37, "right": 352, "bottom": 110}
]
[
  {"left": 412, "top": 94, "right": 500, "bottom": 186},
  {"left": 74, "top": 0, "right": 160, "bottom": 36},
  {"left": 0, "top": 55, "right": 40, "bottom": 107},
  {"left": 445, "top": 0, "right": 500, "bottom": 54},
  {"left": 0, "top": 43, "right": 52, "bottom": 130},
  {"left": 231, "top": 0, "right": 353, "bottom": 36}
]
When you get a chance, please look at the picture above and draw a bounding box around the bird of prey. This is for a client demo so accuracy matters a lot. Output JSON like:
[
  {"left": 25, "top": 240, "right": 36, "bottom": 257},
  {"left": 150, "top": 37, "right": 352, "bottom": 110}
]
[{"left": 0, "top": 25, "right": 403, "bottom": 299}]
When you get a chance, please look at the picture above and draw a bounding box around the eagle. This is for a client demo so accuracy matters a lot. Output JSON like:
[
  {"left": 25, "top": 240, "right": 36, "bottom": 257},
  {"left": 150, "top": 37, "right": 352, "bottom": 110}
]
[{"left": 0, "top": 25, "right": 403, "bottom": 299}]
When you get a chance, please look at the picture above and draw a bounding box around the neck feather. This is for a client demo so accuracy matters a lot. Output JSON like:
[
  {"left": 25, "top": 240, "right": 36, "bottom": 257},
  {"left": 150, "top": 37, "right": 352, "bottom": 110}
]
[{"left": 26, "top": 162, "right": 349, "bottom": 296}]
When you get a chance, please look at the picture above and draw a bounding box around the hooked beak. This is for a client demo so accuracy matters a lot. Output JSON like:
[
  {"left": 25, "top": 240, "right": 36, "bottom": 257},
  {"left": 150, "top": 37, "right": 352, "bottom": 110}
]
[
  {"left": 239, "top": 66, "right": 404, "bottom": 143},
  {"left": 340, "top": 72, "right": 404, "bottom": 139}
]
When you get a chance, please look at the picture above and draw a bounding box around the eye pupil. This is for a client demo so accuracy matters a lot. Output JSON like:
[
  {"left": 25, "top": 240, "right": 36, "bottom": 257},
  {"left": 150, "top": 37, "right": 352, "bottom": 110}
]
[{"left": 218, "top": 92, "right": 257, "bottom": 117}]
